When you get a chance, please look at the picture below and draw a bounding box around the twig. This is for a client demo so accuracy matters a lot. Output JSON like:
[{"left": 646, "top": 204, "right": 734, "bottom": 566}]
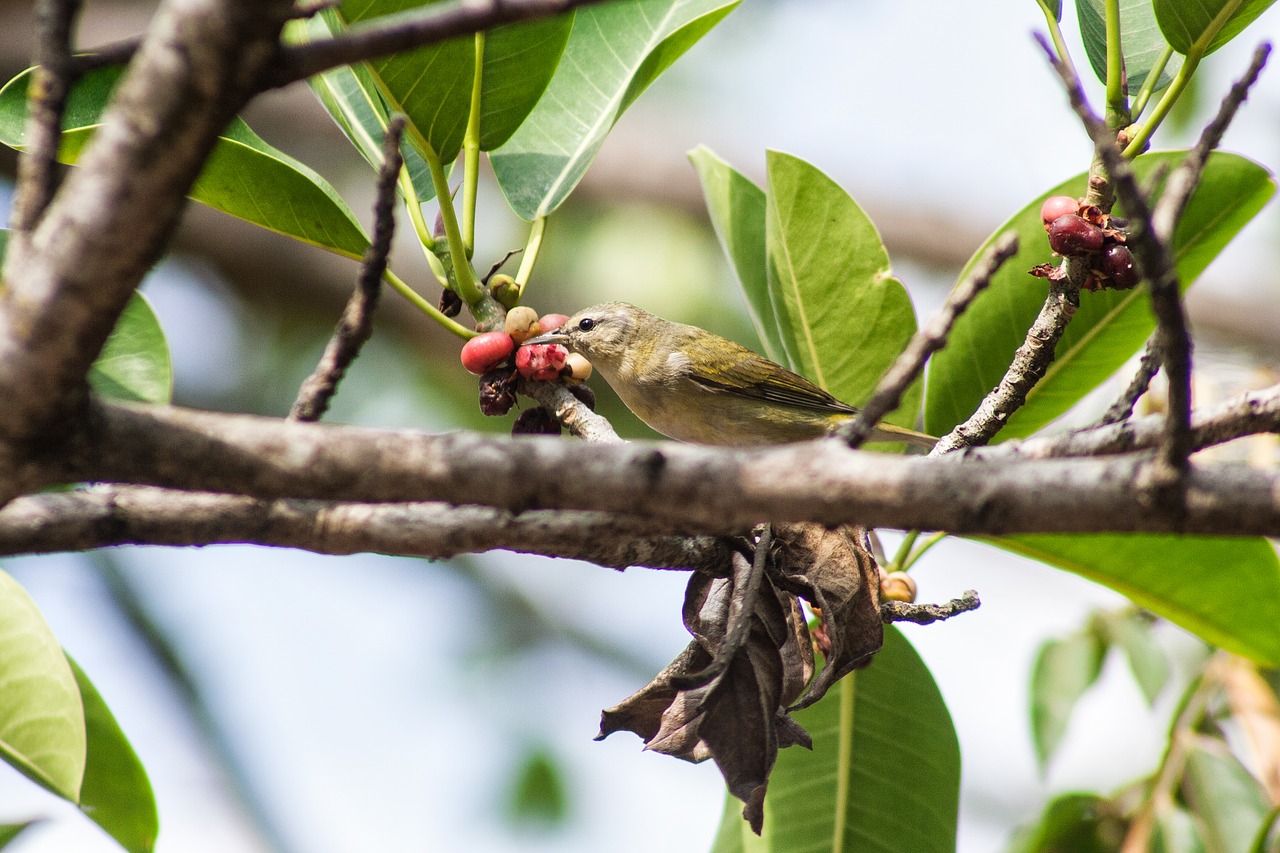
[
  {"left": 271, "top": 0, "right": 613, "bottom": 87},
  {"left": 881, "top": 590, "right": 980, "bottom": 625},
  {"left": 9, "top": 0, "right": 83, "bottom": 235},
  {"left": 1097, "top": 333, "right": 1162, "bottom": 426},
  {"left": 520, "top": 379, "right": 624, "bottom": 444},
  {"left": 841, "top": 232, "right": 1018, "bottom": 450},
  {"left": 290, "top": 116, "right": 404, "bottom": 422},
  {"left": 1036, "top": 32, "right": 1194, "bottom": 494}
]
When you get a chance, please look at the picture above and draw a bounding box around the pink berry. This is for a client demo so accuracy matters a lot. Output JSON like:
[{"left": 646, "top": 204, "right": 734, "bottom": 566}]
[
  {"left": 460, "top": 331, "right": 515, "bottom": 375},
  {"left": 1047, "top": 214, "right": 1104, "bottom": 256},
  {"left": 1040, "top": 195, "right": 1079, "bottom": 227},
  {"left": 515, "top": 343, "right": 568, "bottom": 381},
  {"left": 538, "top": 313, "right": 570, "bottom": 334}
]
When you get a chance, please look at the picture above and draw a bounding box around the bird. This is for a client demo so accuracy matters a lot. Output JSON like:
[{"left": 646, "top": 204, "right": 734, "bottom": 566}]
[{"left": 524, "top": 301, "right": 935, "bottom": 449}]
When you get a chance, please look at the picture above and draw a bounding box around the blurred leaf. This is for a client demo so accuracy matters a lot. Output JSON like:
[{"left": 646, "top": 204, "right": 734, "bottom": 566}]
[
  {"left": 289, "top": 11, "right": 436, "bottom": 201},
  {"left": 925, "top": 152, "right": 1273, "bottom": 439},
  {"left": 763, "top": 150, "right": 921, "bottom": 430},
  {"left": 0, "top": 823, "right": 39, "bottom": 849},
  {"left": 708, "top": 628, "right": 959, "bottom": 853},
  {"left": 1153, "top": 0, "right": 1277, "bottom": 56},
  {"left": 689, "top": 146, "right": 784, "bottom": 362},
  {"left": 1105, "top": 611, "right": 1170, "bottom": 706},
  {"left": 337, "top": 0, "right": 573, "bottom": 161},
  {"left": 0, "top": 569, "right": 85, "bottom": 802},
  {"left": 1006, "top": 792, "right": 1121, "bottom": 853},
  {"left": 1248, "top": 805, "right": 1280, "bottom": 853},
  {"left": 67, "top": 657, "right": 158, "bottom": 853},
  {"left": 0, "top": 65, "right": 371, "bottom": 260},
  {"left": 505, "top": 744, "right": 569, "bottom": 827},
  {"left": 1030, "top": 631, "right": 1106, "bottom": 768},
  {"left": 87, "top": 293, "right": 172, "bottom": 405},
  {"left": 1182, "top": 736, "right": 1270, "bottom": 853},
  {"left": 492, "top": 0, "right": 740, "bottom": 220},
  {"left": 1152, "top": 806, "right": 1206, "bottom": 853},
  {"left": 995, "top": 535, "right": 1280, "bottom": 666},
  {"left": 1077, "top": 0, "right": 1182, "bottom": 89}
]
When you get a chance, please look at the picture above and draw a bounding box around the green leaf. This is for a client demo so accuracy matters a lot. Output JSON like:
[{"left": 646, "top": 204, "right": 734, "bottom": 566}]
[
  {"left": 1247, "top": 805, "right": 1280, "bottom": 853},
  {"left": 0, "top": 569, "right": 85, "bottom": 802},
  {"left": 87, "top": 293, "right": 172, "bottom": 405},
  {"left": 763, "top": 150, "right": 921, "bottom": 429},
  {"left": 505, "top": 744, "right": 569, "bottom": 827},
  {"left": 289, "top": 11, "right": 436, "bottom": 202},
  {"left": 67, "top": 656, "right": 158, "bottom": 853},
  {"left": 492, "top": 0, "right": 741, "bottom": 220},
  {"left": 994, "top": 535, "right": 1280, "bottom": 666},
  {"left": 689, "top": 146, "right": 784, "bottom": 362},
  {"left": 338, "top": 0, "right": 573, "bottom": 162},
  {"left": 1153, "top": 0, "right": 1278, "bottom": 56},
  {"left": 1182, "top": 736, "right": 1270, "bottom": 853},
  {"left": 1029, "top": 631, "right": 1106, "bottom": 768},
  {"left": 1152, "top": 806, "right": 1207, "bottom": 853},
  {"left": 1077, "top": 0, "right": 1182, "bottom": 90},
  {"left": 708, "top": 628, "right": 959, "bottom": 853},
  {"left": 1006, "top": 792, "right": 1119, "bottom": 853},
  {"left": 925, "top": 151, "right": 1273, "bottom": 439},
  {"left": 0, "top": 823, "right": 39, "bottom": 849},
  {"left": 1104, "top": 610, "right": 1169, "bottom": 705},
  {"left": 0, "top": 65, "right": 371, "bottom": 260},
  {"left": 1040, "top": 0, "right": 1064, "bottom": 23}
]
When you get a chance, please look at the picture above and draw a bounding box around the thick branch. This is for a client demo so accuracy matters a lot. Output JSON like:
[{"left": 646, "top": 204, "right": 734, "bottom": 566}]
[{"left": 34, "top": 400, "right": 1280, "bottom": 537}]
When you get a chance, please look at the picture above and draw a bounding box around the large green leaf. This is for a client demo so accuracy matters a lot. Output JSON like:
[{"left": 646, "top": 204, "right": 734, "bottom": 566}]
[
  {"left": 68, "top": 657, "right": 158, "bottom": 853},
  {"left": 1077, "top": 0, "right": 1182, "bottom": 90},
  {"left": 338, "top": 0, "right": 573, "bottom": 162},
  {"left": 925, "top": 152, "right": 1273, "bottom": 439},
  {"left": 289, "top": 11, "right": 436, "bottom": 202},
  {"left": 1030, "top": 630, "right": 1106, "bottom": 768},
  {"left": 87, "top": 293, "right": 172, "bottom": 405},
  {"left": 764, "top": 150, "right": 921, "bottom": 428},
  {"left": 1153, "top": 0, "right": 1278, "bottom": 56},
  {"left": 689, "top": 146, "right": 784, "bottom": 362},
  {"left": 492, "top": 0, "right": 740, "bottom": 220},
  {"left": 0, "top": 569, "right": 85, "bottom": 802},
  {"left": 709, "top": 628, "right": 959, "bottom": 853},
  {"left": 0, "top": 65, "right": 370, "bottom": 260},
  {"left": 994, "top": 535, "right": 1280, "bottom": 665}
]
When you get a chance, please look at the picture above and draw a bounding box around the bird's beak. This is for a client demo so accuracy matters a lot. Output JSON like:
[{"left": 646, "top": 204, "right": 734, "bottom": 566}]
[{"left": 523, "top": 329, "right": 569, "bottom": 346}]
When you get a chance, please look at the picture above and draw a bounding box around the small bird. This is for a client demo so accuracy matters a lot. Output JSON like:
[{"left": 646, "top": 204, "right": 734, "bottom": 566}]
[{"left": 525, "top": 302, "right": 935, "bottom": 448}]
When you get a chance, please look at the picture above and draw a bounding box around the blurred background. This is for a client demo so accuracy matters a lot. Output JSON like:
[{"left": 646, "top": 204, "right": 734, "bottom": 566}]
[{"left": 1, "top": 0, "right": 1279, "bottom": 850}]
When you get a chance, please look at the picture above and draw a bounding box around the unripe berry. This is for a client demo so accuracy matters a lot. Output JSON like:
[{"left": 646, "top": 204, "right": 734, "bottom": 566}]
[
  {"left": 1047, "top": 214, "right": 1104, "bottom": 256},
  {"left": 1101, "top": 244, "right": 1139, "bottom": 289},
  {"left": 460, "top": 332, "right": 515, "bottom": 375},
  {"left": 1040, "top": 195, "right": 1079, "bottom": 227},
  {"left": 515, "top": 343, "right": 569, "bottom": 381},
  {"left": 880, "top": 571, "right": 918, "bottom": 603},
  {"left": 489, "top": 274, "right": 520, "bottom": 309},
  {"left": 504, "top": 305, "right": 542, "bottom": 343},
  {"left": 563, "top": 352, "right": 593, "bottom": 381}
]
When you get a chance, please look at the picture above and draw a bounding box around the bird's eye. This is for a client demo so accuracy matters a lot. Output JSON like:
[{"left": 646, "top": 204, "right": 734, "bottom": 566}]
[{"left": 578, "top": 318, "right": 596, "bottom": 332}]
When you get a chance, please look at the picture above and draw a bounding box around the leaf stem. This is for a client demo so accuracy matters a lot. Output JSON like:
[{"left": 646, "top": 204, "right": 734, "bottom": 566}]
[
  {"left": 398, "top": 168, "right": 450, "bottom": 287},
  {"left": 462, "top": 31, "right": 484, "bottom": 252},
  {"left": 1122, "top": 53, "right": 1200, "bottom": 157},
  {"left": 422, "top": 141, "right": 482, "bottom": 304},
  {"left": 1130, "top": 45, "right": 1173, "bottom": 120},
  {"left": 889, "top": 530, "right": 920, "bottom": 572},
  {"left": 1036, "top": 0, "right": 1079, "bottom": 82},
  {"left": 1103, "top": 0, "right": 1130, "bottom": 126},
  {"left": 383, "top": 269, "right": 476, "bottom": 339},
  {"left": 901, "top": 532, "right": 947, "bottom": 572},
  {"left": 514, "top": 215, "right": 547, "bottom": 291}
]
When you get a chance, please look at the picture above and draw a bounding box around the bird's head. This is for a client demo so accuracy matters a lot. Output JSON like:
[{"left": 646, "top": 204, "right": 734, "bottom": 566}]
[{"left": 523, "top": 302, "right": 654, "bottom": 370}]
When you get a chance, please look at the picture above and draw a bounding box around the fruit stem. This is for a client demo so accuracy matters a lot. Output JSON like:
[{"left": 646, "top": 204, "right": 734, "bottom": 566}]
[{"left": 383, "top": 269, "right": 476, "bottom": 339}]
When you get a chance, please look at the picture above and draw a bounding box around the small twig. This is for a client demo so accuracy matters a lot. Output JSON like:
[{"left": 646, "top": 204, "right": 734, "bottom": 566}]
[
  {"left": 290, "top": 116, "right": 405, "bottom": 422},
  {"left": 669, "top": 525, "right": 772, "bottom": 690},
  {"left": 841, "top": 232, "right": 1018, "bottom": 450},
  {"left": 1097, "top": 333, "right": 1162, "bottom": 426},
  {"left": 67, "top": 38, "right": 139, "bottom": 74},
  {"left": 520, "top": 380, "right": 624, "bottom": 444},
  {"left": 10, "top": 0, "right": 83, "bottom": 235},
  {"left": 881, "top": 590, "right": 980, "bottom": 625},
  {"left": 482, "top": 249, "right": 522, "bottom": 284}
]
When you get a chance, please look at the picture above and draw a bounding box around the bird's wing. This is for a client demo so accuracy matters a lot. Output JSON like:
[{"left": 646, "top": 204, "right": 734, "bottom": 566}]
[{"left": 682, "top": 337, "right": 859, "bottom": 414}]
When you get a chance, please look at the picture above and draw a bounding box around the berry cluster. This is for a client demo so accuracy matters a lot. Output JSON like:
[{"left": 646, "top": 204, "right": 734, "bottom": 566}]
[
  {"left": 459, "top": 307, "right": 594, "bottom": 433},
  {"left": 1035, "top": 195, "right": 1139, "bottom": 291}
]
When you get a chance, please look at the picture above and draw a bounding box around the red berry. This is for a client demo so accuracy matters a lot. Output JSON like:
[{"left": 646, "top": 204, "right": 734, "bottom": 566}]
[
  {"left": 460, "top": 331, "right": 515, "bottom": 375},
  {"left": 1040, "top": 196, "right": 1079, "bottom": 227},
  {"left": 515, "top": 343, "right": 569, "bottom": 381},
  {"left": 1101, "top": 244, "right": 1139, "bottom": 289},
  {"left": 538, "top": 313, "right": 570, "bottom": 334},
  {"left": 1047, "top": 214, "right": 1104, "bottom": 256}
]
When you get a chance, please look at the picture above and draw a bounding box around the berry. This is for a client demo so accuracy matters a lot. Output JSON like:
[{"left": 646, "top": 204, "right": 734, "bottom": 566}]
[
  {"left": 1047, "top": 214, "right": 1104, "bottom": 256},
  {"left": 460, "top": 331, "right": 515, "bottom": 375},
  {"left": 489, "top": 274, "right": 519, "bottom": 309},
  {"left": 478, "top": 368, "right": 517, "bottom": 416},
  {"left": 1040, "top": 195, "right": 1079, "bottom": 227},
  {"left": 1101, "top": 244, "right": 1139, "bottom": 289},
  {"left": 512, "top": 406, "right": 561, "bottom": 435},
  {"left": 538, "top": 313, "right": 570, "bottom": 334},
  {"left": 563, "top": 352, "right": 593, "bottom": 381},
  {"left": 504, "top": 306, "right": 542, "bottom": 343},
  {"left": 880, "top": 571, "right": 918, "bottom": 603},
  {"left": 515, "top": 343, "right": 568, "bottom": 381}
]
